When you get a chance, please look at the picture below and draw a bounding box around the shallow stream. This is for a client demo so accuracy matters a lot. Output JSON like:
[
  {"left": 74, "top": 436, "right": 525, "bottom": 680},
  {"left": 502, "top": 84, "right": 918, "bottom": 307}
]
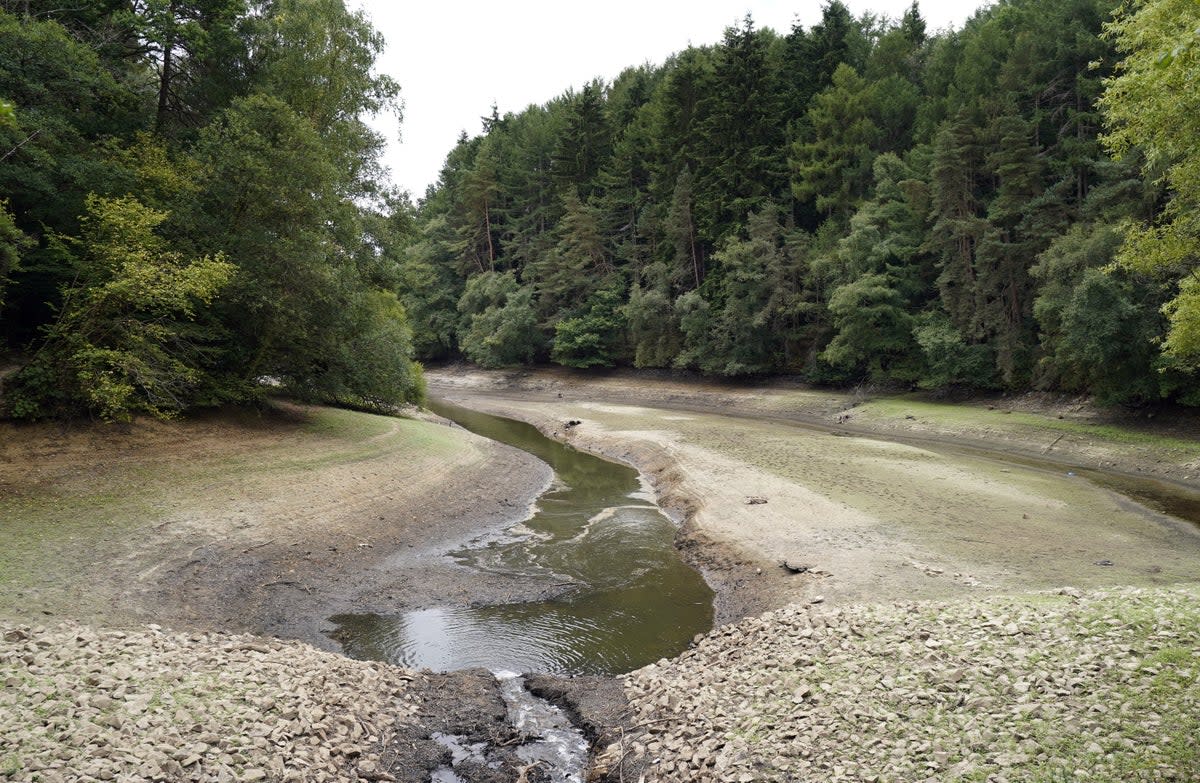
[{"left": 331, "top": 399, "right": 715, "bottom": 676}]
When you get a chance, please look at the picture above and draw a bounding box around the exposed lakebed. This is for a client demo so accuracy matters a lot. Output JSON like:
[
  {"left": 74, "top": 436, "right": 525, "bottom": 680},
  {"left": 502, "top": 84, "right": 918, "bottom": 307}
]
[{"left": 331, "top": 399, "right": 715, "bottom": 677}]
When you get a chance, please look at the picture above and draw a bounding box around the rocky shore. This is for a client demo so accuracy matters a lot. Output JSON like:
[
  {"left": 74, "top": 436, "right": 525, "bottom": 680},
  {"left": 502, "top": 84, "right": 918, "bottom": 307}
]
[
  {"left": 9, "top": 586, "right": 1192, "bottom": 782},
  {"left": 601, "top": 586, "right": 1200, "bottom": 782},
  {"left": 0, "top": 622, "right": 419, "bottom": 782}
]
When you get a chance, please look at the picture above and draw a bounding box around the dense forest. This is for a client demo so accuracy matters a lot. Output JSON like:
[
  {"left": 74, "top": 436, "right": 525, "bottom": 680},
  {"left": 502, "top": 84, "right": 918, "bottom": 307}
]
[
  {"left": 1, "top": 0, "right": 1197, "bottom": 421},
  {"left": 0, "top": 0, "right": 423, "bottom": 420},
  {"left": 403, "top": 0, "right": 1200, "bottom": 405}
]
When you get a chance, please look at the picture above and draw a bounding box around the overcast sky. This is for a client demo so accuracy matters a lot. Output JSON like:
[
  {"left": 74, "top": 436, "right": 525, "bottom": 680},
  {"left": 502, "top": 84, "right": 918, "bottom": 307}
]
[{"left": 346, "top": 1, "right": 991, "bottom": 199}]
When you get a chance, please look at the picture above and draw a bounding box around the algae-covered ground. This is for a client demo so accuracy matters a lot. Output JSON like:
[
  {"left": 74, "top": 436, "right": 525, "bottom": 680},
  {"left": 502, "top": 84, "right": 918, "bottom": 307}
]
[
  {"left": 427, "top": 367, "right": 1200, "bottom": 622},
  {"left": 0, "top": 402, "right": 550, "bottom": 641}
]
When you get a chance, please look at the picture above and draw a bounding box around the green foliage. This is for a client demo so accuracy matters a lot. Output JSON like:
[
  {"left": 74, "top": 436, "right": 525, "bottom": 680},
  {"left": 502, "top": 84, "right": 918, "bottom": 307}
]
[
  {"left": 624, "top": 281, "right": 681, "bottom": 368},
  {"left": 0, "top": 0, "right": 1100, "bottom": 406},
  {"left": 312, "top": 290, "right": 425, "bottom": 410},
  {"left": 822, "top": 273, "right": 920, "bottom": 382},
  {"left": 551, "top": 279, "right": 627, "bottom": 368},
  {"left": 4, "top": 196, "right": 233, "bottom": 421},
  {"left": 457, "top": 272, "right": 543, "bottom": 368},
  {"left": 0, "top": 199, "right": 29, "bottom": 309},
  {"left": 0, "top": 3, "right": 423, "bottom": 419},
  {"left": 913, "top": 311, "right": 995, "bottom": 389},
  {"left": 1102, "top": 0, "right": 1200, "bottom": 365},
  {"left": 673, "top": 290, "right": 715, "bottom": 371},
  {"left": 1032, "top": 223, "right": 1164, "bottom": 404},
  {"left": 398, "top": 216, "right": 463, "bottom": 359},
  {"left": 791, "top": 64, "right": 882, "bottom": 222}
]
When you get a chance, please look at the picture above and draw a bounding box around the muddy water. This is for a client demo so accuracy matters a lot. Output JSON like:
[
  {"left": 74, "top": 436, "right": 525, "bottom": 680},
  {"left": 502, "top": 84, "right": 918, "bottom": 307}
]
[{"left": 331, "top": 399, "right": 714, "bottom": 676}]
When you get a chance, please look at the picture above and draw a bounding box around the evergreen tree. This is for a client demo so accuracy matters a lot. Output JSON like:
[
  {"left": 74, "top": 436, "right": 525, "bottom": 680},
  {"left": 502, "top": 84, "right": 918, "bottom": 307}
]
[
  {"left": 693, "top": 16, "right": 787, "bottom": 244},
  {"left": 790, "top": 64, "right": 882, "bottom": 224},
  {"left": 551, "top": 80, "right": 611, "bottom": 200}
]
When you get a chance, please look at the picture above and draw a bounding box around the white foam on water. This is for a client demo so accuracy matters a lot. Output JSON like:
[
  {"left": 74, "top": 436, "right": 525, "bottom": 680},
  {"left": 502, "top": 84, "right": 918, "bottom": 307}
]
[{"left": 494, "top": 671, "right": 588, "bottom": 783}]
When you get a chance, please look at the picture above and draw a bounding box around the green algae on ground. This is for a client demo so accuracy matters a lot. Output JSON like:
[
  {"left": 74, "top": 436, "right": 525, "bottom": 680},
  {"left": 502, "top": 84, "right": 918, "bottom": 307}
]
[
  {"left": 859, "top": 396, "right": 1200, "bottom": 457},
  {"left": 0, "top": 405, "right": 479, "bottom": 620}
]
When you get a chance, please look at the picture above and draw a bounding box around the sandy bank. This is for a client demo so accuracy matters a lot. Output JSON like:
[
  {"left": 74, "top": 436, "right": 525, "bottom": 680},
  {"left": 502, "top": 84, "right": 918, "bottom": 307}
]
[
  {"left": 427, "top": 367, "right": 1200, "bottom": 623},
  {"left": 0, "top": 402, "right": 551, "bottom": 647}
]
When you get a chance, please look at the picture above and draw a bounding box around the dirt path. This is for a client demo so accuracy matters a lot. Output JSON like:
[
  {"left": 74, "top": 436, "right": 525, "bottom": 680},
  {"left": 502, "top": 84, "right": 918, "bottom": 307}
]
[{"left": 427, "top": 367, "right": 1200, "bottom": 624}]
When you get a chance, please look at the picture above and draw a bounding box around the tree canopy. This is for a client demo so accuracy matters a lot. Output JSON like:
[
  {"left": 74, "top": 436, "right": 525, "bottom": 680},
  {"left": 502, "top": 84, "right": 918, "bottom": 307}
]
[
  {"left": 397, "top": 0, "right": 1198, "bottom": 405},
  {"left": 0, "top": 0, "right": 423, "bottom": 419},
  {"left": 6, "top": 0, "right": 1199, "bottom": 414}
]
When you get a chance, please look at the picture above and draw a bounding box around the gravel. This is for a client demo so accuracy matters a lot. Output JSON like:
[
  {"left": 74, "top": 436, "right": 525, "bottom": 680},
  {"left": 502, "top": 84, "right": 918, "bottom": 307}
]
[
  {"left": 5, "top": 587, "right": 1199, "bottom": 783},
  {"left": 607, "top": 586, "right": 1200, "bottom": 782},
  {"left": 0, "top": 623, "right": 420, "bottom": 782}
]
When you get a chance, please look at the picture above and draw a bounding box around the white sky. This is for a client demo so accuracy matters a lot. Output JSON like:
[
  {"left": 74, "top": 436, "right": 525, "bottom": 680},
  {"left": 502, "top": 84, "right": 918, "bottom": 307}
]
[{"left": 347, "top": 1, "right": 991, "bottom": 200}]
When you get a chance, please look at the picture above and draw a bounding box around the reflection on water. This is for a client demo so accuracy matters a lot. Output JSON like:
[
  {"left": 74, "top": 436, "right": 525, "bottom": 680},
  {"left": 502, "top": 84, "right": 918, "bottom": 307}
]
[
  {"left": 1079, "top": 469, "right": 1200, "bottom": 529},
  {"left": 330, "top": 399, "right": 714, "bottom": 676}
]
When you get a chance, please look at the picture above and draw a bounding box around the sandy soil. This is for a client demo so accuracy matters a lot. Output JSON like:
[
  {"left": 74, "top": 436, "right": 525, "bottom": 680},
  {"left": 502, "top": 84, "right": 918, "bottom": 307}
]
[
  {"left": 0, "top": 401, "right": 552, "bottom": 647},
  {"left": 427, "top": 366, "right": 1200, "bottom": 624},
  {"left": 1, "top": 401, "right": 584, "bottom": 781}
]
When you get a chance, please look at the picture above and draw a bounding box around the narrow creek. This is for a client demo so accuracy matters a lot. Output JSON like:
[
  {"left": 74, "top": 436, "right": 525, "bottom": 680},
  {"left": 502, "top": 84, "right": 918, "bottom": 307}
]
[
  {"left": 329, "top": 399, "right": 715, "bottom": 781},
  {"left": 332, "top": 399, "right": 714, "bottom": 674}
]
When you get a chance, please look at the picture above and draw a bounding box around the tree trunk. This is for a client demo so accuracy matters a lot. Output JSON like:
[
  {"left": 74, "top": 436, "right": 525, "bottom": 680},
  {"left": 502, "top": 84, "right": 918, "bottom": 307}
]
[{"left": 156, "top": 33, "right": 174, "bottom": 130}]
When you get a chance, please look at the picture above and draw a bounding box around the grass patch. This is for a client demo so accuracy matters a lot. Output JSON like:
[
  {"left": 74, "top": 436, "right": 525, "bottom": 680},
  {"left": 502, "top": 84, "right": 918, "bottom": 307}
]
[
  {"left": 0, "top": 405, "right": 474, "bottom": 605},
  {"left": 0, "top": 755, "right": 22, "bottom": 776},
  {"left": 862, "top": 397, "right": 1200, "bottom": 456}
]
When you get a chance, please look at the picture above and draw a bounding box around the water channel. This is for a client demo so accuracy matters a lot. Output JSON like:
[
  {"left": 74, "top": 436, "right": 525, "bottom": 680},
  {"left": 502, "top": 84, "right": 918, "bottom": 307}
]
[{"left": 330, "top": 398, "right": 715, "bottom": 677}]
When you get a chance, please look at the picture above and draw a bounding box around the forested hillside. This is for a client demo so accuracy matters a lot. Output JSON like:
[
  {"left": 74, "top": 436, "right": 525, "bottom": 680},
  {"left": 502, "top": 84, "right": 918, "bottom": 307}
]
[
  {"left": 404, "top": 0, "right": 1200, "bottom": 405},
  {"left": 0, "top": 0, "right": 423, "bottom": 420}
]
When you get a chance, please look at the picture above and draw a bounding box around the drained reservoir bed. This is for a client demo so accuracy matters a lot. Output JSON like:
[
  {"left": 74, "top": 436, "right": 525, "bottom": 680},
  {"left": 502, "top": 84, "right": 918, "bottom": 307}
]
[{"left": 330, "top": 399, "right": 714, "bottom": 676}]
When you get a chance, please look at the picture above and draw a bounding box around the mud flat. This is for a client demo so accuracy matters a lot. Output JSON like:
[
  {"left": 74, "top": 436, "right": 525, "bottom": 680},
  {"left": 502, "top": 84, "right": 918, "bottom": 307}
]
[
  {"left": 0, "top": 402, "right": 551, "bottom": 643},
  {"left": 426, "top": 366, "right": 1200, "bottom": 623}
]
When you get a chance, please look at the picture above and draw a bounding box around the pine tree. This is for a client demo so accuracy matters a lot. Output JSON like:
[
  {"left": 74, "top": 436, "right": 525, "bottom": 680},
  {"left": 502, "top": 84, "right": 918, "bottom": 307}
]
[
  {"left": 693, "top": 16, "right": 787, "bottom": 244},
  {"left": 551, "top": 81, "right": 611, "bottom": 200}
]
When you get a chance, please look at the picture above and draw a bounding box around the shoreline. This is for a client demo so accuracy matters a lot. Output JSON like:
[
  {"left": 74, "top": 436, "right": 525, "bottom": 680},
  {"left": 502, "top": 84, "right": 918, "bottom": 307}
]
[
  {"left": 6, "top": 371, "right": 1200, "bottom": 781},
  {"left": 426, "top": 367, "right": 1200, "bottom": 626},
  {"left": 0, "top": 402, "right": 555, "bottom": 646}
]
